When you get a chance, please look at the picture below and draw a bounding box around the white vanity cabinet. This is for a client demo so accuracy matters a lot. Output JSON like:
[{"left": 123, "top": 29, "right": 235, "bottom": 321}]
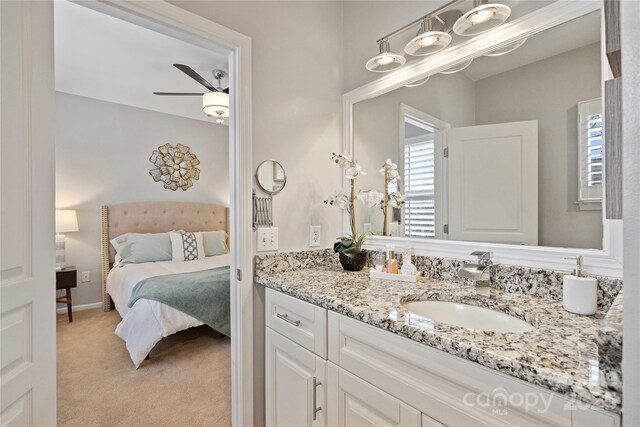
[
  {"left": 266, "top": 328, "right": 326, "bottom": 427},
  {"left": 327, "top": 362, "right": 421, "bottom": 427},
  {"left": 266, "top": 290, "right": 328, "bottom": 427},
  {"left": 264, "top": 288, "right": 620, "bottom": 427}
]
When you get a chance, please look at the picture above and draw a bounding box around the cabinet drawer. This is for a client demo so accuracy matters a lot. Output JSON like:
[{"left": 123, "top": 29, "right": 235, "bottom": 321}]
[{"left": 266, "top": 289, "right": 327, "bottom": 358}]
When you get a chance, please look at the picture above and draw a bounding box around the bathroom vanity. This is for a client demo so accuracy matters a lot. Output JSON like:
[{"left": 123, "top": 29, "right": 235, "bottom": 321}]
[{"left": 257, "top": 251, "right": 621, "bottom": 427}]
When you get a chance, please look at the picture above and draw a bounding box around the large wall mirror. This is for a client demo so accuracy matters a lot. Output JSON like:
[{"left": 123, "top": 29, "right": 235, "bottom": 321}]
[{"left": 344, "top": 1, "right": 622, "bottom": 276}]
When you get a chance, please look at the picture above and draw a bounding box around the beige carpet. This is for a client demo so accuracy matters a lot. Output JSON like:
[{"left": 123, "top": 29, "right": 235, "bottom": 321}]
[{"left": 56, "top": 309, "right": 231, "bottom": 427}]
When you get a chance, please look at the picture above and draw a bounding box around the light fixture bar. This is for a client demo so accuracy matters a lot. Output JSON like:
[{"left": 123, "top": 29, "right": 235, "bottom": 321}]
[{"left": 375, "top": 0, "right": 465, "bottom": 44}]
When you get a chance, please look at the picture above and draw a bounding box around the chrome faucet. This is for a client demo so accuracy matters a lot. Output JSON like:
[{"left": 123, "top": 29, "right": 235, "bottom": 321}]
[{"left": 458, "top": 251, "right": 494, "bottom": 297}]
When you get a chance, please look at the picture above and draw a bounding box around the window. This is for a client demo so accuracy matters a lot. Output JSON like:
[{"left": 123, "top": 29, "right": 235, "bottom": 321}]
[
  {"left": 403, "top": 130, "right": 436, "bottom": 238},
  {"left": 577, "top": 99, "right": 603, "bottom": 203}
]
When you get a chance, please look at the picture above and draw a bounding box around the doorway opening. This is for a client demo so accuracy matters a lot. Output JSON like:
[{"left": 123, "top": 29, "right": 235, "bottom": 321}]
[{"left": 51, "top": 1, "right": 252, "bottom": 425}]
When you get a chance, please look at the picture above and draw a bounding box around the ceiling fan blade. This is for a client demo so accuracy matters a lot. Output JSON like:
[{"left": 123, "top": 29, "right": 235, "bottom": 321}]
[
  {"left": 173, "top": 64, "right": 216, "bottom": 91},
  {"left": 153, "top": 92, "right": 205, "bottom": 96}
]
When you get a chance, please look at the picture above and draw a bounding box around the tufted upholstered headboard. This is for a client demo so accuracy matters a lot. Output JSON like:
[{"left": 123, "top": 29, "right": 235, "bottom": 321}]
[{"left": 100, "top": 201, "right": 229, "bottom": 311}]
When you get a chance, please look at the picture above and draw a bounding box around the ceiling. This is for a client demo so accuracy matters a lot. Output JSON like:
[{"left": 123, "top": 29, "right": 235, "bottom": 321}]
[
  {"left": 462, "top": 10, "right": 601, "bottom": 82},
  {"left": 54, "top": 1, "right": 228, "bottom": 123}
]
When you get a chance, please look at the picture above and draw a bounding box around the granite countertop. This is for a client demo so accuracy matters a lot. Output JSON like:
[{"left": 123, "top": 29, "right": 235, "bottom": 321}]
[
  {"left": 256, "top": 266, "right": 621, "bottom": 413},
  {"left": 598, "top": 291, "right": 623, "bottom": 393}
]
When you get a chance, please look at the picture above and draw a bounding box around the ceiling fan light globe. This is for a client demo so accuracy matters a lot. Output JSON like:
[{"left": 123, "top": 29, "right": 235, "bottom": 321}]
[{"left": 202, "top": 91, "right": 229, "bottom": 117}]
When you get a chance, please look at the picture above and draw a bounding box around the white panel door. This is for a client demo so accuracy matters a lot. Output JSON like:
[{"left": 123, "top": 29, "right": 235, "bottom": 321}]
[
  {"left": 0, "top": 1, "right": 56, "bottom": 426},
  {"left": 266, "top": 328, "right": 326, "bottom": 427},
  {"left": 327, "top": 363, "right": 421, "bottom": 427},
  {"left": 447, "top": 121, "right": 538, "bottom": 245}
]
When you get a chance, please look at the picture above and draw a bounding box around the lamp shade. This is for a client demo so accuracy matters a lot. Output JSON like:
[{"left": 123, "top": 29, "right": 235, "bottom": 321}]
[
  {"left": 366, "top": 41, "right": 406, "bottom": 73},
  {"left": 453, "top": 3, "right": 511, "bottom": 36},
  {"left": 56, "top": 210, "right": 79, "bottom": 233},
  {"left": 202, "top": 91, "right": 229, "bottom": 118}
]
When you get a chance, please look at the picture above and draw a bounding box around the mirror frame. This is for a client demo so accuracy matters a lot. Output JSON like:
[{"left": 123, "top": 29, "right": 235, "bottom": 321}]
[
  {"left": 255, "top": 159, "right": 287, "bottom": 194},
  {"left": 342, "top": 0, "right": 623, "bottom": 277}
]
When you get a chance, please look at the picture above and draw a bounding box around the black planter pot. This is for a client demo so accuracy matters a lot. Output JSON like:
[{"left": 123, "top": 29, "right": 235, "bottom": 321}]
[{"left": 339, "top": 251, "right": 368, "bottom": 272}]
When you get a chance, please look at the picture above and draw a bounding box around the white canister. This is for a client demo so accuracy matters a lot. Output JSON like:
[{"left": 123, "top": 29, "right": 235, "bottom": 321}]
[{"left": 562, "top": 275, "right": 597, "bottom": 315}]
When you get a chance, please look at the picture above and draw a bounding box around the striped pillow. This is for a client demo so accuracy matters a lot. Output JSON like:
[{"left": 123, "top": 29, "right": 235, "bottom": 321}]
[{"left": 169, "top": 231, "right": 205, "bottom": 262}]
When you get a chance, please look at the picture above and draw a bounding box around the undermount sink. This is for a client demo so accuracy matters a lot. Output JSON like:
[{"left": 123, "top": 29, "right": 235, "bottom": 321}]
[{"left": 402, "top": 300, "right": 535, "bottom": 333}]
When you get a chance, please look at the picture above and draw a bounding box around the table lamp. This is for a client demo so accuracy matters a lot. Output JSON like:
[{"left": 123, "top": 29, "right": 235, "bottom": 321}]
[{"left": 56, "top": 209, "right": 79, "bottom": 270}]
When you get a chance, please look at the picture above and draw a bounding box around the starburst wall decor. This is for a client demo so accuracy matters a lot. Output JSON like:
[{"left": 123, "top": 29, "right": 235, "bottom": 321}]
[{"left": 149, "top": 143, "right": 200, "bottom": 191}]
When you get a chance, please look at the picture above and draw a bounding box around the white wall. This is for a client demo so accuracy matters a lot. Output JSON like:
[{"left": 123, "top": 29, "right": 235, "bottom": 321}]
[
  {"left": 167, "top": 3, "right": 345, "bottom": 425},
  {"left": 171, "top": 1, "right": 344, "bottom": 254},
  {"left": 55, "top": 92, "right": 229, "bottom": 306},
  {"left": 476, "top": 43, "right": 603, "bottom": 249}
]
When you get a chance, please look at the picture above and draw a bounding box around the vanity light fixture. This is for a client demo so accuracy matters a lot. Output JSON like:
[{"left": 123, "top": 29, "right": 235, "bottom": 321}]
[
  {"left": 453, "top": 1, "right": 511, "bottom": 36},
  {"left": 405, "top": 76, "right": 430, "bottom": 87},
  {"left": 366, "top": 40, "right": 406, "bottom": 72},
  {"left": 483, "top": 38, "right": 527, "bottom": 56},
  {"left": 440, "top": 58, "right": 473, "bottom": 74},
  {"left": 404, "top": 18, "right": 452, "bottom": 57}
]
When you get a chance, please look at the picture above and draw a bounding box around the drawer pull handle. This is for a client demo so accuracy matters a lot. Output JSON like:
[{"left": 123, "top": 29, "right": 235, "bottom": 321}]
[
  {"left": 276, "top": 313, "right": 301, "bottom": 327},
  {"left": 313, "top": 377, "right": 322, "bottom": 421}
]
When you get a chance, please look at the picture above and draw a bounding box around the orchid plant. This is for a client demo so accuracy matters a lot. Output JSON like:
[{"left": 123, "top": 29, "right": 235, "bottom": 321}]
[
  {"left": 358, "top": 159, "right": 406, "bottom": 235},
  {"left": 379, "top": 158, "right": 405, "bottom": 235},
  {"left": 324, "top": 153, "right": 367, "bottom": 257}
]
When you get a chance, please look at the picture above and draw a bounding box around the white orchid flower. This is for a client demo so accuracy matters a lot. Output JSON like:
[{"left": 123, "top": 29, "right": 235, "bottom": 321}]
[
  {"left": 357, "top": 190, "right": 384, "bottom": 208},
  {"left": 388, "top": 169, "right": 401, "bottom": 182},
  {"left": 324, "top": 191, "right": 350, "bottom": 210},
  {"left": 345, "top": 163, "right": 366, "bottom": 180},
  {"left": 388, "top": 191, "right": 406, "bottom": 208},
  {"left": 333, "top": 153, "right": 354, "bottom": 168},
  {"left": 379, "top": 158, "right": 399, "bottom": 176}
]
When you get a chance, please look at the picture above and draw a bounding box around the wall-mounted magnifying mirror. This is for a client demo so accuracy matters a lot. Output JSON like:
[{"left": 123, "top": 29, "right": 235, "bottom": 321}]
[{"left": 256, "top": 160, "right": 287, "bottom": 194}]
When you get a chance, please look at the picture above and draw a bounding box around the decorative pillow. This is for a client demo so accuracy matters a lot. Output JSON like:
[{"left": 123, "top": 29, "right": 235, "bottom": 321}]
[
  {"left": 110, "top": 232, "right": 173, "bottom": 265},
  {"left": 200, "top": 231, "right": 229, "bottom": 257},
  {"left": 170, "top": 231, "right": 205, "bottom": 262}
]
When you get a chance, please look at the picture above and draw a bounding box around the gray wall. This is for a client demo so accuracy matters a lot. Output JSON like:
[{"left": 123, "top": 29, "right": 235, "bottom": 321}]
[
  {"left": 475, "top": 43, "right": 603, "bottom": 249},
  {"left": 55, "top": 92, "right": 229, "bottom": 306}
]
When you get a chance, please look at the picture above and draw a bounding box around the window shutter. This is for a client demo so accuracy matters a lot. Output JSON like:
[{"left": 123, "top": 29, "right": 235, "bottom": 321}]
[
  {"left": 578, "top": 99, "right": 603, "bottom": 202},
  {"left": 404, "top": 138, "right": 436, "bottom": 237}
]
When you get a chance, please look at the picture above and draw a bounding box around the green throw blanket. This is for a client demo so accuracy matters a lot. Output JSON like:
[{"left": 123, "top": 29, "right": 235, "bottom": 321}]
[{"left": 128, "top": 266, "right": 230, "bottom": 336}]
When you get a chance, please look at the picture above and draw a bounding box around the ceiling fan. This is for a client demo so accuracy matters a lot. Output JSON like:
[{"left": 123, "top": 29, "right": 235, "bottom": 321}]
[{"left": 154, "top": 64, "right": 230, "bottom": 123}]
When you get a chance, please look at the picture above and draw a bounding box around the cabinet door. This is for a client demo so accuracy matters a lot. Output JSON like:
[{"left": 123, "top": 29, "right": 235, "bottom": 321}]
[
  {"left": 327, "top": 363, "right": 420, "bottom": 427},
  {"left": 266, "top": 328, "right": 326, "bottom": 427},
  {"left": 421, "top": 414, "right": 447, "bottom": 427}
]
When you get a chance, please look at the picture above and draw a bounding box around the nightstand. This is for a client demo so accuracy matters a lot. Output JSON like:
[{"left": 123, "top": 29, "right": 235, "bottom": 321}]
[{"left": 56, "top": 266, "right": 77, "bottom": 322}]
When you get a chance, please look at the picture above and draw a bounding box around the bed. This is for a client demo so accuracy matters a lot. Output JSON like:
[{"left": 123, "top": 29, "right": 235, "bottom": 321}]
[{"left": 100, "top": 202, "right": 230, "bottom": 367}]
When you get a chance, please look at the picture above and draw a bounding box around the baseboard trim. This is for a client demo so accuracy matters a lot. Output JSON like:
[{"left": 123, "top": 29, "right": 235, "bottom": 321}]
[{"left": 56, "top": 302, "right": 102, "bottom": 314}]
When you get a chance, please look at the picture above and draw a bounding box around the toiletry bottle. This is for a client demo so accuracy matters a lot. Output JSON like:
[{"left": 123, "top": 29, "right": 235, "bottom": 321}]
[
  {"left": 562, "top": 256, "right": 597, "bottom": 315},
  {"left": 386, "top": 246, "right": 399, "bottom": 274},
  {"left": 401, "top": 247, "right": 417, "bottom": 276}
]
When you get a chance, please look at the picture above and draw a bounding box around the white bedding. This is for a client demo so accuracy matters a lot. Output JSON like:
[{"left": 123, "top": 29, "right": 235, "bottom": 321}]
[{"left": 106, "top": 254, "right": 231, "bottom": 368}]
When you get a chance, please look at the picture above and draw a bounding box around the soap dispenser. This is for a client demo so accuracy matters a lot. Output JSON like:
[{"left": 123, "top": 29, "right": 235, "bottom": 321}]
[{"left": 562, "top": 256, "right": 597, "bottom": 315}]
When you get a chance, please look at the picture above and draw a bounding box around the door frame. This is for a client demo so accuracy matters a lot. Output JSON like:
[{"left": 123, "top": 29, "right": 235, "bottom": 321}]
[
  {"left": 342, "top": 0, "right": 623, "bottom": 277},
  {"left": 66, "top": 1, "right": 254, "bottom": 424},
  {"left": 398, "top": 104, "right": 450, "bottom": 241}
]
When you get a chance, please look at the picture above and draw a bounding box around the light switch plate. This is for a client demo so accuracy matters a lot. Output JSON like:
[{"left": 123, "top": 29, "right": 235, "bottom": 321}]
[
  {"left": 81, "top": 271, "right": 90, "bottom": 283},
  {"left": 309, "top": 225, "right": 321, "bottom": 247},
  {"left": 257, "top": 227, "right": 278, "bottom": 252}
]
